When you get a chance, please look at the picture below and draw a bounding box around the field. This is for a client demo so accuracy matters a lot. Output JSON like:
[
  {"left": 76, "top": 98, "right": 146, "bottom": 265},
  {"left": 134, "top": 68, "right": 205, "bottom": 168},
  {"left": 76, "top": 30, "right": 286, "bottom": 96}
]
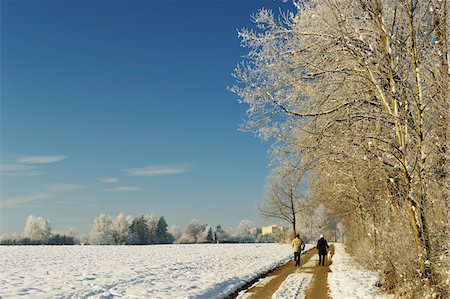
[{"left": 0, "top": 243, "right": 293, "bottom": 298}]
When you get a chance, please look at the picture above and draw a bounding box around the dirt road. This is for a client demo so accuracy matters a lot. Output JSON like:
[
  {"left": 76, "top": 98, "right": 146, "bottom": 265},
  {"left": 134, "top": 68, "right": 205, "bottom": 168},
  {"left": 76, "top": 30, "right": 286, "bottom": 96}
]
[{"left": 236, "top": 246, "right": 334, "bottom": 299}]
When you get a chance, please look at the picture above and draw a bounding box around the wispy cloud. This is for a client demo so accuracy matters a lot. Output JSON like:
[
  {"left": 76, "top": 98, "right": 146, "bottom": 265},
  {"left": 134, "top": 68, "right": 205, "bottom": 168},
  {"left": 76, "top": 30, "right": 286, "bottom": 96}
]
[
  {"left": 97, "top": 177, "right": 119, "bottom": 183},
  {"left": 1, "top": 164, "right": 34, "bottom": 171},
  {"left": 105, "top": 186, "right": 144, "bottom": 192},
  {"left": 0, "top": 193, "right": 55, "bottom": 208},
  {"left": 1, "top": 171, "right": 46, "bottom": 177},
  {"left": 46, "top": 183, "right": 84, "bottom": 193},
  {"left": 0, "top": 164, "right": 46, "bottom": 177},
  {"left": 126, "top": 165, "right": 188, "bottom": 177},
  {"left": 17, "top": 155, "right": 67, "bottom": 164}
]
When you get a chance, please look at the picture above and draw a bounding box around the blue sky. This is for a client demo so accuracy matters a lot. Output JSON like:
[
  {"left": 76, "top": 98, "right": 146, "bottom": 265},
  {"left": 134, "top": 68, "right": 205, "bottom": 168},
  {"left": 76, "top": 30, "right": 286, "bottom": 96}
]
[{"left": 1, "top": 0, "right": 294, "bottom": 235}]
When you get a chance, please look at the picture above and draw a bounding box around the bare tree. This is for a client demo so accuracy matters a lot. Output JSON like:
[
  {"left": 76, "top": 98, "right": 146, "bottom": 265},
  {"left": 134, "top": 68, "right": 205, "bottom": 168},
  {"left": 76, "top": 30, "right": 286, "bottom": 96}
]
[{"left": 259, "top": 162, "right": 306, "bottom": 239}]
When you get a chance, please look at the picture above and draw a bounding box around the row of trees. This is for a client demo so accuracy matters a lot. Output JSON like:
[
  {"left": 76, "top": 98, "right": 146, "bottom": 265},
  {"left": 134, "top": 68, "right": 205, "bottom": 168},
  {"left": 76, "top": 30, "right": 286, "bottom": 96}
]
[
  {"left": 88, "top": 214, "right": 277, "bottom": 245},
  {"left": 0, "top": 215, "right": 76, "bottom": 245},
  {"left": 88, "top": 214, "right": 174, "bottom": 245},
  {"left": 233, "top": 0, "right": 448, "bottom": 297},
  {"left": 0, "top": 214, "right": 283, "bottom": 245}
]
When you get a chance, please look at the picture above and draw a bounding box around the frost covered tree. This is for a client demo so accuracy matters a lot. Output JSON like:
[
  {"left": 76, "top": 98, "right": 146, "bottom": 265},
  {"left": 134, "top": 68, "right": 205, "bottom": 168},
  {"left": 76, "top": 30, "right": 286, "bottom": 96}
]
[
  {"left": 128, "top": 216, "right": 149, "bottom": 245},
  {"left": 234, "top": 220, "right": 256, "bottom": 243},
  {"left": 233, "top": 0, "right": 449, "bottom": 296},
  {"left": 89, "top": 214, "right": 114, "bottom": 245},
  {"left": 111, "top": 213, "right": 132, "bottom": 245},
  {"left": 197, "top": 225, "right": 214, "bottom": 243},
  {"left": 24, "top": 215, "right": 52, "bottom": 241},
  {"left": 297, "top": 202, "right": 332, "bottom": 243},
  {"left": 214, "top": 225, "right": 230, "bottom": 243},
  {"left": 153, "top": 216, "right": 174, "bottom": 244},
  {"left": 179, "top": 219, "right": 205, "bottom": 243},
  {"left": 145, "top": 215, "right": 157, "bottom": 244},
  {"left": 168, "top": 224, "right": 182, "bottom": 242}
]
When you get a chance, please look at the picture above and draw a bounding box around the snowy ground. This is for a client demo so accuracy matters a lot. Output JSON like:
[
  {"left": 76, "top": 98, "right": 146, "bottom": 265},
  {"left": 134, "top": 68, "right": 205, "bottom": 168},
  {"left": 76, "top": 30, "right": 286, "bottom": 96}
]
[
  {"left": 328, "top": 243, "right": 393, "bottom": 299},
  {"left": 270, "top": 246, "right": 316, "bottom": 299},
  {"left": 0, "top": 243, "right": 293, "bottom": 298},
  {"left": 272, "top": 273, "right": 312, "bottom": 299},
  {"left": 236, "top": 244, "right": 315, "bottom": 299},
  {"left": 0, "top": 243, "right": 394, "bottom": 298}
]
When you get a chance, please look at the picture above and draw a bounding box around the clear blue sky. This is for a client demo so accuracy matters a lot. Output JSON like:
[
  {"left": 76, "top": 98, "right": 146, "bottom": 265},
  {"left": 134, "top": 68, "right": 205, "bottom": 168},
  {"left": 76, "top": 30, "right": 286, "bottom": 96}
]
[{"left": 1, "top": 0, "right": 294, "bottom": 235}]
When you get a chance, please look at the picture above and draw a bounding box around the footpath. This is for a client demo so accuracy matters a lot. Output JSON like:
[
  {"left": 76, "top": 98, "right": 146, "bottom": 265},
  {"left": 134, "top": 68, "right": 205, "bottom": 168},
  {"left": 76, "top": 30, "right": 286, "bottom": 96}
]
[{"left": 235, "top": 246, "right": 335, "bottom": 299}]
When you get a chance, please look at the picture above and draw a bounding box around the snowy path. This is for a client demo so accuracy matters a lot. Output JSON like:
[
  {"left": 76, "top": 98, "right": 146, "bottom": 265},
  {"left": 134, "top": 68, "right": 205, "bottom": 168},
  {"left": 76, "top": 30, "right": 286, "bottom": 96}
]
[
  {"left": 271, "top": 243, "right": 393, "bottom": 299},
  {"left": 236, "top": 245, "right": 315, "bottom": 298}
]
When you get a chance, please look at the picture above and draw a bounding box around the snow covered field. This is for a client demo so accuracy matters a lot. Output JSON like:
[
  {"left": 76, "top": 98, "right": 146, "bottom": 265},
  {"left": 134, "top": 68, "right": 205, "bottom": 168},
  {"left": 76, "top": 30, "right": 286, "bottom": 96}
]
[{"left": 0, "top": 243, "right": 292, "bottom": 298}]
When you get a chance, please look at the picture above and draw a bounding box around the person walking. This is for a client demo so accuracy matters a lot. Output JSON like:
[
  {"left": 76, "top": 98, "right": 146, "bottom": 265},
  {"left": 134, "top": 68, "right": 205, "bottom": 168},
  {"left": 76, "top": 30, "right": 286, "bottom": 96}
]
[
  {"left": 316, "top": 234, "right": 329, "bottom": 266},
  {"left": 291, "top": 234, "right": 305, "bottom": 266}
]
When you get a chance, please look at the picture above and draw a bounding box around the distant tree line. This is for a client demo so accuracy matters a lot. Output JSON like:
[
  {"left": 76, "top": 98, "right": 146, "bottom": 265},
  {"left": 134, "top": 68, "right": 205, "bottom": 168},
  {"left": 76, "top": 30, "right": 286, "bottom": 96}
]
[
  {"left": 1, "top": 214, "right": 283, "bottom": 245},
  {"left": 0, "top": 215, "right": 77, "bottom": 245},
  {"left": 88, "top": 213, "right": 175, "bottom": 245}
]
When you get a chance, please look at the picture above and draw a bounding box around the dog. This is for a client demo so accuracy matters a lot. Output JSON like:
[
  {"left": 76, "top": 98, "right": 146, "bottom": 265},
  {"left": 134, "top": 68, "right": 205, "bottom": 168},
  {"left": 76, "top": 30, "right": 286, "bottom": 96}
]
[{"left": 327, "top": 247, "right": 334, "bottom": 264}]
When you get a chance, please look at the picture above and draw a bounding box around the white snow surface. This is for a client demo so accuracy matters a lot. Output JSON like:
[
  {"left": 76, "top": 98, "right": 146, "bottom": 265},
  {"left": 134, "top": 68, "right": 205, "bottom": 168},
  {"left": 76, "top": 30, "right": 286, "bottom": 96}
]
[
  {"left": 272, "top": 273, "right": 312, "bottom": 299},
  {"left": 328, "top": 243, "right": 393, "bottom": 299},
  {"left": 0, "top": 243, "right": 293, "bottom": 298}
]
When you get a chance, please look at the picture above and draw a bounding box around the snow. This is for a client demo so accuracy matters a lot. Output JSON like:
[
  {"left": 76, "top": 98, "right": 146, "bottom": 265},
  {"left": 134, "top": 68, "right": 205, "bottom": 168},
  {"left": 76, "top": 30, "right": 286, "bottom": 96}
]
[
  {"left": 236, "top": 244, "right": 315, "bottom": 299},
  {"left": 1, "top": 243, "right": 395, "bottom": 298},
  {"left": 272, "top": 274, "right": 312, "bottom": 299},
  {"left": 271, "top": 244, "right": 315, "bottom": 299},
  {"left": 328, "top": 243, "right": 393, "bottom": 299},
  {"left": 0, "top": 243, "right": 292, "bottom": 298}
]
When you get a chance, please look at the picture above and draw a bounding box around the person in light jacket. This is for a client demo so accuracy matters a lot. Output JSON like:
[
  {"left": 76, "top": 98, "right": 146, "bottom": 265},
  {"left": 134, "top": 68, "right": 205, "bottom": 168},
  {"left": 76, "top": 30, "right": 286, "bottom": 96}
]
[
  {"left": 316, "top": 234, "right": 329, "bottom": 266},
  {"left": 291, "top": 234, "right": 305, "bottom": 266}
]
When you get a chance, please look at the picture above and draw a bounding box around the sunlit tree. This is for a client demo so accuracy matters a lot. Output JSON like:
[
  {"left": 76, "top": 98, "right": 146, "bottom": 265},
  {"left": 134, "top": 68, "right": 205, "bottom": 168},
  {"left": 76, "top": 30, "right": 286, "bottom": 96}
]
[
  {"left": 24, "top": 215, "right": 52, "bottom": 241},
  {"left": 233, "top": 0, "right": 448, "bottom": 295}
]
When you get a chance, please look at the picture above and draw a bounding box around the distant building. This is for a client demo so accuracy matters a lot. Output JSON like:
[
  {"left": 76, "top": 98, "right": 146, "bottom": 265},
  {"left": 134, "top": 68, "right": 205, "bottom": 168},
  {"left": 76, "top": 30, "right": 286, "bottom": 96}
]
[{"left": 262, "top": 225, "right": 282, "bottom": 235}]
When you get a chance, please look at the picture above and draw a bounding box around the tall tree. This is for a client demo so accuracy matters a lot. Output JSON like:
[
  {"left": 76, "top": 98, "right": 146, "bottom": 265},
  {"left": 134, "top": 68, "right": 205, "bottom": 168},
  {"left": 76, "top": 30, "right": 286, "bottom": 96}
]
[
  {"left": 233, "top": 0, "right": 449, "bottom": 295},
  {"left": 153, "top": 216, "right": 174, "bottom": 244},
  {"left": 128, "top": 216, "right": 148, "bottom": 245}
]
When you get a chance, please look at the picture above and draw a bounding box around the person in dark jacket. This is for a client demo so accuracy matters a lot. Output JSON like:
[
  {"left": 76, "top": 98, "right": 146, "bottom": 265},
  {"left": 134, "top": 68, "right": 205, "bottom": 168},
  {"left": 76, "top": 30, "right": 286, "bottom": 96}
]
[{"left": 316, "top": 234, "right": 329, "bottom": 266}]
